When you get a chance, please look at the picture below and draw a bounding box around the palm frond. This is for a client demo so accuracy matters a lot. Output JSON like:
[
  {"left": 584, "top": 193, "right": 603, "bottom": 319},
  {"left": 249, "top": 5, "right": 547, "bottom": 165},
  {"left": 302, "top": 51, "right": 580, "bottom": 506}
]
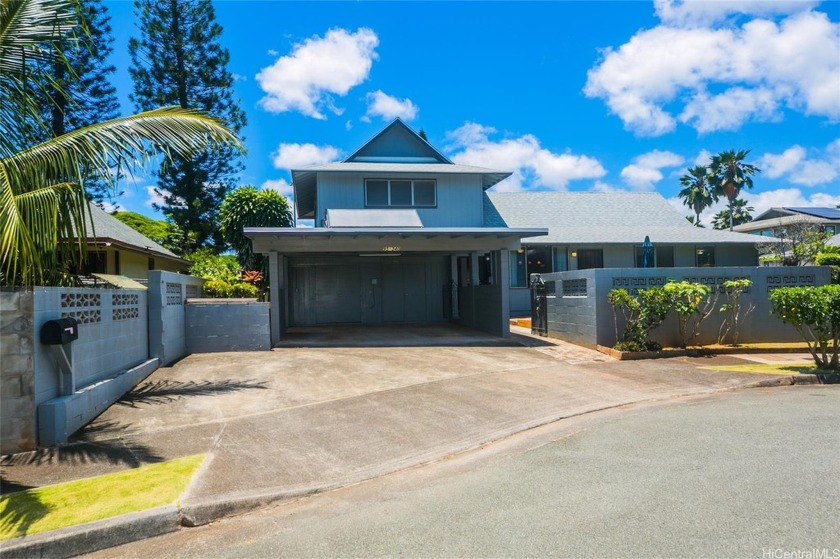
[
  {"left": 3, "top": 106, "right": 243, "bottom": 193},
  {"left": 0, "top": 0, "right": 76, "bottom": 74}
]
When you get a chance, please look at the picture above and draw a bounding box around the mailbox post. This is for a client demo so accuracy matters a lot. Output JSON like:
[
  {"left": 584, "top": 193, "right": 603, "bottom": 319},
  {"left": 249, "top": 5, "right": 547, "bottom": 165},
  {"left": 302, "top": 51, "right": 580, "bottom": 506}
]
[{"left": 40, "top": 317, "right": 79, "bottom": 395}]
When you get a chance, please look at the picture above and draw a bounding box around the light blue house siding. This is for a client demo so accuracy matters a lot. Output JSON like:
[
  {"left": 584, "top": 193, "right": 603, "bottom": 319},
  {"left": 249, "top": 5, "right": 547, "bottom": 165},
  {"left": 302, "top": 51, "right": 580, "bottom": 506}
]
[{"left": 314, "top": 172, "right": 485, "bottom": 227}]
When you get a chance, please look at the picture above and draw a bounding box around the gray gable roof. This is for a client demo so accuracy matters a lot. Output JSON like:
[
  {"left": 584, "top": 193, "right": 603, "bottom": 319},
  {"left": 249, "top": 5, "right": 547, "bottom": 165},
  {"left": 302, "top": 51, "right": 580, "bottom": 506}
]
[
  {"left": 485, "top": 191, "right": 764, "bottom": 245},
  {"left": 344, "top": 118, "right": 451, "bottom": 164},
  {"left": 84, "top": 203, "right": 184, "bottom": 262}
]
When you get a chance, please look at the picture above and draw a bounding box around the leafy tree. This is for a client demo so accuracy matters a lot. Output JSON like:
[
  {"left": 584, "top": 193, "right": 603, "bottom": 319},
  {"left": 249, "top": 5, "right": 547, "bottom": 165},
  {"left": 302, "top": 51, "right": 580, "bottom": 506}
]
[
  {"left": 685, "top": 216, "right": 705, "bottom": 228},
  {"left": 113, "top": 211, "right": 171, "bottom": 244},
  {"left": 710, "top": 150, "right": 760, "bottom": 231},
  {"left": 662, "top": 281, "right": 715, "bottom": 348},
  {"left": 111, "top": 210, "right": 193, "bottom": 255},
  {"left": 711, "top": 198, "right": 754, "bottom": 230},
  {"left": 418, "top": 128, "right": 428, "bottom": 141},
  {"left": 129, "top": 0, "right": 246, "bottom": 254},
  {"left": 757, "top": 218, "right": 831, "bottom": 266},
  {"left": 718, "top": 279, "right": 755, "bottom": 346},
  {"left": 219, "top": 186, "right": 293, "bottom": 269},
  {"left": 0, "top": 0, "right": 240, "bottom": 286},
  {"left": 678, "top": 165, "right": 716, "bottom": 227}
]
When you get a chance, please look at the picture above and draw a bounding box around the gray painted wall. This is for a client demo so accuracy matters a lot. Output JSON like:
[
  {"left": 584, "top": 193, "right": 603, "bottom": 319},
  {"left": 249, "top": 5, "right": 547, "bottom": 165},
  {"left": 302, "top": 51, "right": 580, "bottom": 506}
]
[
  {"left": 508, "top": 244, "right": 760, "bottom": 315},
  {"left": 315, "top": 172, "right": 485, "bottom": 227},
  {"left": 32, "top": 287, "right": 149, "bottom": 406},
  {"left": 0, "top": 287, "right": 157, "bottom": 448},
  {"left": 148, "top": 271, "right": 205, "bottom": 366},
  {"left": 535, "top": 266, "right": 831, "bottom": 348},
  {"left": 185, "top": 300, "right": 270, "bottom": 353}
]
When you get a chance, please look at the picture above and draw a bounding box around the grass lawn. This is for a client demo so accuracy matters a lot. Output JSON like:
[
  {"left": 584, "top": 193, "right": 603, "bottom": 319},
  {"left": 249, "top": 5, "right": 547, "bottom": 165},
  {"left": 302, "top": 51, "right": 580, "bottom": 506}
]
[
  {"left": 0, "top": 454, "right": 204, "bottom": 541},
  {"left": 703, "top": 363, "right": 820, "bottom": 375}
]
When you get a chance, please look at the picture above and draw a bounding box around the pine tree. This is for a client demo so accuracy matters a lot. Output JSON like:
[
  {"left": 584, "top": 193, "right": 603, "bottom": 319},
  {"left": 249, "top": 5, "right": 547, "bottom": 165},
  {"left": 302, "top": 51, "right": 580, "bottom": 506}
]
[
  {"left": 129, "top": 0, "right": 246, "bottom": 253},
  {"left": 24, "top": 0, "right": 120, "bottom": 205}
]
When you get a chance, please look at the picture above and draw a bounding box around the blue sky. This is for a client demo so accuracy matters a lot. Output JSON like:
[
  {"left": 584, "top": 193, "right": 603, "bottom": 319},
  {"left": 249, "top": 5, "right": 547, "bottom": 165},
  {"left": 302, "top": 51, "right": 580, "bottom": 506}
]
[{"left": 104, "top": 0, "right": 840, "bottom": 225}]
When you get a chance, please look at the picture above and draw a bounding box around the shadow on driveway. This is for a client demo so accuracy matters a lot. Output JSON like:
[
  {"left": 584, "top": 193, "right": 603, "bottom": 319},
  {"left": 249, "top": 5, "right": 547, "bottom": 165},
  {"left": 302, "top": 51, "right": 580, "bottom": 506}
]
[{"left": 117, "top": 379, "right": 268, "bottom": 407}]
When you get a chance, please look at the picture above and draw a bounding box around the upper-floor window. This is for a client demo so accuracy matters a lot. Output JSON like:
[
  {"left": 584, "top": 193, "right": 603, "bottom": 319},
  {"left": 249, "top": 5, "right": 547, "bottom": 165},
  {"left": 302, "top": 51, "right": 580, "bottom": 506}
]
[{"left": 365, "top": 179, "right": 436, "bottom": 207}]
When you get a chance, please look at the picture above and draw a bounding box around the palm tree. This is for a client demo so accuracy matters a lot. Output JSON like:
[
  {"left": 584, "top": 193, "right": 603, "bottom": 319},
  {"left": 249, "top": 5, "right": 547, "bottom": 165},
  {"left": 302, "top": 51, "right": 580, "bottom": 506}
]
[
  {"left": 685, "top": 215, "right": 706, "bottom": 228},
  {"left": 711, "top": 199, "right": 754, "bottom": 230},
  {"left": 1, "top": 0, "right": 241, "bottom": 286},
  {"left": 678, "top": 165, "right": 716, "bottom": 227},
  {"left": 709, "top": 150, "right": 760, "bottom": 231}
]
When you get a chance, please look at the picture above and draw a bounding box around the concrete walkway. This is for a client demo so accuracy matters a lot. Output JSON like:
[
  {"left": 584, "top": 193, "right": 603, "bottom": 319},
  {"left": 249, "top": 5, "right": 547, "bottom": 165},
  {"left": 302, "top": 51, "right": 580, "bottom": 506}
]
[{"left": 0, "top": 327, "right": 811, "bottom": 555}]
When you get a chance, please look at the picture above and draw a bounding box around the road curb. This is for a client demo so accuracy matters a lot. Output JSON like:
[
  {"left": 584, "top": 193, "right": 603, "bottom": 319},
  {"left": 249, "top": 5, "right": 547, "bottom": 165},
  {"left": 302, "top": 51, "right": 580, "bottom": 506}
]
[{"left": 0, "top": 504, "right": 179, "bottom": 559}]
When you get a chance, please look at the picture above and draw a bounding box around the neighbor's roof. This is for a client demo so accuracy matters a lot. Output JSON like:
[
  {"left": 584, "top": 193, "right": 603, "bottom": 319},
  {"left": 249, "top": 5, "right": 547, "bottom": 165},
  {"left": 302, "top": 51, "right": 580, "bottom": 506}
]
[
  {"left": 749, "top": 206, "right": 840, "bottom": 222},
  {"left": 82, "top": 203, "right": 188, "bottom": 264},
  {"left": 485, "top": 191, "right": 766, "bottom": 245}
]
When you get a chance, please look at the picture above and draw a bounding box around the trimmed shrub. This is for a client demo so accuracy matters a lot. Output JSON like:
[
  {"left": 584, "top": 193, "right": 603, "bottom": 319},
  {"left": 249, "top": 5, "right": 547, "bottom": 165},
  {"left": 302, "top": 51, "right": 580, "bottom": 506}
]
[
  {"left": 203, "top": 280, "right": 235, "bottom": 298},
  {"left": 815, "top": 252, "right": 840, "bottom": 267},
  {"left": 770, "top": 285, "right": 840, "bottom": 370},
  {"left": 232, "top": 282, "right": 259, "bottom": 298}
]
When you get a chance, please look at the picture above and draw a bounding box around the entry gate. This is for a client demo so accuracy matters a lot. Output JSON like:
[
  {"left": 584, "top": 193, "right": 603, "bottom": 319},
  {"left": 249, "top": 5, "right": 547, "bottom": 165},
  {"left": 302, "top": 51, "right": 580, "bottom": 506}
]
[{"left": 530, "top": 274, "right": 548, "bottom": 336}]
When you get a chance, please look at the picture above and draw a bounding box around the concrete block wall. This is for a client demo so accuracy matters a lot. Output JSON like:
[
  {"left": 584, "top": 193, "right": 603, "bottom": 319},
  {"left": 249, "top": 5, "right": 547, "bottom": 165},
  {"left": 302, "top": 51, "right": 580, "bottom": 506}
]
[
  {"left": 2, "top": 286, "right": 156, "bottom": 451},
  {"left": 1, "top": 289, "right": 36, "bottom": 453},
  {"left": 538, "top": 266, "right": 832, "bottom": 348},
  {"left": 185, "top": 300, "right": 270, "bottom": 353},
  {"left": 32, "top": 288, "right": 149, "bottom": 405},
  {"left": 148, "top": 271, "right": 204, "bottom": 366}
]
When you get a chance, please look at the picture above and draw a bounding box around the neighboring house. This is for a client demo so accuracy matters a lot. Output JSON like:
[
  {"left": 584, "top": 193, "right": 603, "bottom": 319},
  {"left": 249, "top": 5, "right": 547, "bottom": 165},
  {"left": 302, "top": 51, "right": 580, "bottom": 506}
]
[
  {"left": 485, "top": 191, "right": 764, "bottom": 314},
  {"left": 245, "top": 119, "right": 765, "bottom": 341},
  {"left": 74, "top": 203, "right": 190, "bottom": 279},
  {"left": 733, "top": 207, "right": 840, "bottom": 238},
  {"left": 828, "top": 233, "right": 840, "bottom": 248}
]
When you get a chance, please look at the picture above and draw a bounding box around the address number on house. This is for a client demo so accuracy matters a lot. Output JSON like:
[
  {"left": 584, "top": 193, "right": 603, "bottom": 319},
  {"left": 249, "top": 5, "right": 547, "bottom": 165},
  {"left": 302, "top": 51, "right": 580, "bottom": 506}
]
[{"left": 382, "top": 246, "right": 401, "bottom": 252}]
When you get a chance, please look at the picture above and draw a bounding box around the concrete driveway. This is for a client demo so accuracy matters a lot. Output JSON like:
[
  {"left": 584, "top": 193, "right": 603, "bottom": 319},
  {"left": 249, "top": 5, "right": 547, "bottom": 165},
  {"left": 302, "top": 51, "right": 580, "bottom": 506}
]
[{"left": 1, "top": 324, "right": 798, "bottom": 524}]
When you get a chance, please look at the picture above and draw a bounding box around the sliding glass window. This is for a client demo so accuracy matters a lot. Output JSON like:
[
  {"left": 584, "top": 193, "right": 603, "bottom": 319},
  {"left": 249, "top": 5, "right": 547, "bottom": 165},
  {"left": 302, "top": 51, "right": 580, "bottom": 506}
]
[{"left": 365, "top": 179, "right": 437, "bottom": 207}]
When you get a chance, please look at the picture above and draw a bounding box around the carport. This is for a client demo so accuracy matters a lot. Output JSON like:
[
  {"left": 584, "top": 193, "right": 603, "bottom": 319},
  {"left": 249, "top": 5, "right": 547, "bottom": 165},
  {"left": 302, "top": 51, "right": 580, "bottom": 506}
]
[{"left": 245, "top": 226, "right": 546, "bottom": 345}]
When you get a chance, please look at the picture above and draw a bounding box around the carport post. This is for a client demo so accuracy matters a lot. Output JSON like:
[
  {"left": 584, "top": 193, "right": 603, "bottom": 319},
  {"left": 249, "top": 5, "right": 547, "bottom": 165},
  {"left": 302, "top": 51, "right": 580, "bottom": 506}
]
[
  {"left": 268, "top": 251, "right": 284, "bottom": 346},
  {"left": 470, "top": 252, "right": 480, "bottom": 285},
  {"left": 498, "top": 249, "right": 511, "bottom": 337}
]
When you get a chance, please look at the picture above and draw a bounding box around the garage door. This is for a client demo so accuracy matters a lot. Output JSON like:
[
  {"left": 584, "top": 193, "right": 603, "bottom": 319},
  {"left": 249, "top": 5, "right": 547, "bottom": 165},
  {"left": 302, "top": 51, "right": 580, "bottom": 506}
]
[{"left": 289, "top": 257, "right": 447, "bottom": 326}]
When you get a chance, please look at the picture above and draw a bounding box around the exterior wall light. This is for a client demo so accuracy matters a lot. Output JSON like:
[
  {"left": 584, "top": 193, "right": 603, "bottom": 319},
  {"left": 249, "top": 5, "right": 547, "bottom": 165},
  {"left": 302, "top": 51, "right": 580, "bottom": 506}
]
[{"left": 571, "top": 250, "right": 577, "bottom": 258}]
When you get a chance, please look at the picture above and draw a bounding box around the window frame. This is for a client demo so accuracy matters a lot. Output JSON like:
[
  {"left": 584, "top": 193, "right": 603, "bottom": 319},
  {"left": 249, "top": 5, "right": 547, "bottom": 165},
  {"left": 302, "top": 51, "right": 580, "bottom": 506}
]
[
  {"left": 364, "top": 178, "right": 437, "bottom": 208},
  {"left": 695, "top": 245, "right": 716, "bottom": 267}
]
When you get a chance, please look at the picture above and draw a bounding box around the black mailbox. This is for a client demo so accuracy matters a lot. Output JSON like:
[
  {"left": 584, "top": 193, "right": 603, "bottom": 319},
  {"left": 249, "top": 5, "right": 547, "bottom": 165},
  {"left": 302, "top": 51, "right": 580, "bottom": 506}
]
[{"left": 40, "top": 317, "right": 79, "bottom": 345}]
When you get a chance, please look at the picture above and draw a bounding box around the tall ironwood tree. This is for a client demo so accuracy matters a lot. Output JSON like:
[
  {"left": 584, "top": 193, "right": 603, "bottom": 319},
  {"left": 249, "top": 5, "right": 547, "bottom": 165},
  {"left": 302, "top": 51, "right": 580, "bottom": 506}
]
[
  {"left": 129, "top": 0, "right": 246, "bottom": 253},
  {"left": 21, "top": 0, "right": 120, "bottom": 206}
]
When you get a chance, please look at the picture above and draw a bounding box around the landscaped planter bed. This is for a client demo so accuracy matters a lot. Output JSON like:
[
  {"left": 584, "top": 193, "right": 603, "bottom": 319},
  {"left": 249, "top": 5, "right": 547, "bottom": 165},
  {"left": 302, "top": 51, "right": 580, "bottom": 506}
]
[{"left": 595, "top": 343, "right": 812, "bottom": 361}]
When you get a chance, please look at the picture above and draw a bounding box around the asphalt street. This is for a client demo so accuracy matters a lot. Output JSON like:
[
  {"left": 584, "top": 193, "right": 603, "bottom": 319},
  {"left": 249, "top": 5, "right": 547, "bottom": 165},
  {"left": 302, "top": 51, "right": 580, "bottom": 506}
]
[{"left": 88, "top": 386, "right": 840, "bottom": 558}]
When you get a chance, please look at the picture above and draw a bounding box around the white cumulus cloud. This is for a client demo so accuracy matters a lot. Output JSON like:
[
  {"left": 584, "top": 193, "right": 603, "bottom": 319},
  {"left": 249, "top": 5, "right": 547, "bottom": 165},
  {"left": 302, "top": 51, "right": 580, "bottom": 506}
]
[
  {"left": 654, "top": 0, "right": 818, "bottom": 28},
  {"left": 271, "top": 143, "right": 341, "bottom": 170},
  {"left": 445, "top": 122, "right": 606, "bottom": 192},
  {"left": 758, "top": 140, "right": 840, "bottom": 186},
  {"left": 584, "top": 9, "right": 840, "bottom": 136},
  {"left": 620, "top": 150, "right": 684, "bottom": 190},
  {"left": 261, "top": 178, "right": 294, "bottom": 198},
  {"left": 364, "top": 90, "right": 418, "bottom": 121},
  {"left": 257, "top": 28, "right": 379, "bottom": 119}
]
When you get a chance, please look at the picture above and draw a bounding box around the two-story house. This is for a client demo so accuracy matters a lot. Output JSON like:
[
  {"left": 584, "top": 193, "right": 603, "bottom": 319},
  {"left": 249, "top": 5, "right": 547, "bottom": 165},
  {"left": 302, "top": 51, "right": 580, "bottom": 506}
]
[
  {"left": 246, "top": 119, "right": 765, "bottom": 342},
  {"left": 246, "top": 119, "right": 547, "bottom": 343}
]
